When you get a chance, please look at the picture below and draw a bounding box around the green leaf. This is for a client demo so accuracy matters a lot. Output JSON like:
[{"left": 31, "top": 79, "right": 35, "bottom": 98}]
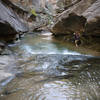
[{"left": 31, "top": 9, "right": 37, "bottom": 16}]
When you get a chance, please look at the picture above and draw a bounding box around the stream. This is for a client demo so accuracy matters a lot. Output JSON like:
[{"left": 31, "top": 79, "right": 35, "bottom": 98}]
[{"left": 0, "top": 32, "right": 100, "bottom": 100}]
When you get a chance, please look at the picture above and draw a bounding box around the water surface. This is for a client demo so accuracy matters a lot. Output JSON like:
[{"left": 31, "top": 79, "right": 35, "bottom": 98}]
[{"left": 0, "top": 32, "right": 100, "bottom": 100}]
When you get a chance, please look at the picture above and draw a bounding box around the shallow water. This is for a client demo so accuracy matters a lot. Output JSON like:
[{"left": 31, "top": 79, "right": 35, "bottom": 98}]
[{"left": 0, "top": 32, "right": 100, "bottom": 100}]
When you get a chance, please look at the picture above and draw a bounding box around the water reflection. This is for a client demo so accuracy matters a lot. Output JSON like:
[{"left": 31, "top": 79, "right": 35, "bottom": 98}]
[
  {"left": 34, "top": 81, "right": 77, "bottom": 100},
  {"left": 0, "top": 55, "right": 100, "bottom": 100},
  {"left": 9, "top": 32, "right": 81, "bottom": 57},
  {"left": 1, "top": 32, "right": 100, "bottom": 100}
]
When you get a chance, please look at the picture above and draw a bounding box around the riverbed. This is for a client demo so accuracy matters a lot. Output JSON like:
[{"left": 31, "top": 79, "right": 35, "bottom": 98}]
[{"left": 0, "top": 32, "right": 100, "bottom": 100}]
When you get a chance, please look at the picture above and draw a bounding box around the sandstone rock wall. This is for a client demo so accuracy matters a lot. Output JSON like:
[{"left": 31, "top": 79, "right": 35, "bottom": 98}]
[
  {"left": 51, "top": 0, "right": 100, "bottom": 38},
  {"left": 0, "top": 0, "right": 28, "bottom": 42},
  {"left": 83, "top": 0, "right": 100, "bottom": 36}
]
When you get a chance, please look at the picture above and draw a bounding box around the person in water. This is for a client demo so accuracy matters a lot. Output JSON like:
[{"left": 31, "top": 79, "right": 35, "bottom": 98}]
[{"left": 73, "top": 31, "right": 81, "bottom": 47}]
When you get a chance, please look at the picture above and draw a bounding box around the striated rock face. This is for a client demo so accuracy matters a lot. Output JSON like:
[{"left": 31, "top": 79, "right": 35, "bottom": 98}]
[
  {"left": 6, "top": 0, "right": 59, "bottom": 32},
  {"left": 51, "top": 13, "right": 86, "bottom": 35},
  {"left": 51, "top": 0, "right": 100, "bottom": 38},
  {"left": 83, "top": 0, "right": 100, "bottom": 36},
  {"left": 0, "top": 0, "right": 28, "bottom": 42},
  {"left": 0, "top": 0, "right": 57, "bottom": 42}
]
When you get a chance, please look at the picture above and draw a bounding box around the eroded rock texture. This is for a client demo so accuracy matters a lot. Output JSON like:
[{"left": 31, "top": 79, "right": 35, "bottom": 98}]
[
  {"left": 0, "top": 0, "right": 28, "bottom": 42},
  {"left": 51, "top": 0, "right": 100, "bottom": 38},
  {"left": 51, "top": 13, "right": 86, "bottom": 35},
  {"left": 83, "top": 0, "right": 100, "bottom": 36}
]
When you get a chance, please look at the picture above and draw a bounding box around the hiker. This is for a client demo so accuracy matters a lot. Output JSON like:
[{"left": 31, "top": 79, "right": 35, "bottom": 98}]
[{"left": 73, "top": 31, "right": 81, "bottom": 47}]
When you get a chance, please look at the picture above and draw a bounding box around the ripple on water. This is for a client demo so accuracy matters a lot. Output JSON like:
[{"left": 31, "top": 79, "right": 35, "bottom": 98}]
[
  {"left": 10, "top": 32, "right": 84, "bottom": 56},
  {"left": 34, "top": 81, "right": 76, "bottom": 100},
  {"left": 1, "top": 32, "right": 100, "bottom": 100}
]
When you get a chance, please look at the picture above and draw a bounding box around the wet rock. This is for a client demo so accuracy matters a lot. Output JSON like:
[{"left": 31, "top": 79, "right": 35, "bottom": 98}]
[
  {"left": 0, "top": 0, "right": 28, "bottom": 42},
  {"left": 0, "top": 55, "right": 15, "bottom": 83},
  {"left": 0, "top": 42, "right": 5, "bottom": 54}
]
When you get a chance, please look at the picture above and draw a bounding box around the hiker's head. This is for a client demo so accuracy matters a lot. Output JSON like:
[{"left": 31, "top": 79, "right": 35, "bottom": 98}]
[{"left": 75, "top": 31, "right": 80, "bottom": 34}]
